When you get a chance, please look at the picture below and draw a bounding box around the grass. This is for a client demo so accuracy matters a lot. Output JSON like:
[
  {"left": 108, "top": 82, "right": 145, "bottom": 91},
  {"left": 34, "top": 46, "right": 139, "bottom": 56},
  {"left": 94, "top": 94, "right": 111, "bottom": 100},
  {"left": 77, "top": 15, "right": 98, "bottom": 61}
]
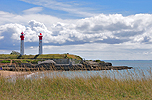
[
  {"left": 0, "top": 60, "right": 11, "bottom": 63},
  {"left": 0, "top": 59, "right": 44, "bottom": 64},
  {"left": 0, "top": 53, "right": 82, "bottom": 65},
  {"left": 0, "top": 54, "right": 82, "bottom": 60},
  {"left": 0, "top": 69, "right": 152, "bottom": 99},
  {"left": 0, "top": 54, "right": 18, "bottom": 59}
]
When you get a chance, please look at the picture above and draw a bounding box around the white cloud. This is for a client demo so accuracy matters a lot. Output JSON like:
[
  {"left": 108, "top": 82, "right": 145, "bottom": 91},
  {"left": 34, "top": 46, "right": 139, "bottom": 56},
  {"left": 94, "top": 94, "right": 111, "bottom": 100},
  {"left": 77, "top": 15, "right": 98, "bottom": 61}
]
[
  {"left": 0, "top": 36, "right": 4, "bottom": 40},
  {"left": 20, "top": 0, "right": 96, "bottom": 17},
  {"left": 23, "top": 7, "right": 43, "bottom": 14},
  {"left": 1, "top": 13, "right": 152, "bottom": 45},
  {"left": 0, "top": 11, "right": 65, "bottom": 29},
  {"left": 30, "top": 46, "right": 34, "bottom": 49},
  {"left": 1, "top": 12, "right": 152, "bottom": 59},
  {"left": 0, "top": 23, "right": 26, "bottom": 40},
  {"left": 42, "top": 43, "right": 152, "bottom": 60},
  {"left": 24, "top": 20, "right": 53, "bottom": 42}
]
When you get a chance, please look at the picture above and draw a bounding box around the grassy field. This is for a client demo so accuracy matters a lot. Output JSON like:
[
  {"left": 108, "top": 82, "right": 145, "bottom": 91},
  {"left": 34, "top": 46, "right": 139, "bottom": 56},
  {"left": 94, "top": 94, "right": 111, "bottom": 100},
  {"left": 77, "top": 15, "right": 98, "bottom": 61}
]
[
  {"left": 0, "top": 70, "right": 152, "bottom": 100},
  {"left": 0, "top": 54, "right": 82, "bottom": 60},
  {"left": 0, "top": 54, "right": 82, "bottom": 65}
]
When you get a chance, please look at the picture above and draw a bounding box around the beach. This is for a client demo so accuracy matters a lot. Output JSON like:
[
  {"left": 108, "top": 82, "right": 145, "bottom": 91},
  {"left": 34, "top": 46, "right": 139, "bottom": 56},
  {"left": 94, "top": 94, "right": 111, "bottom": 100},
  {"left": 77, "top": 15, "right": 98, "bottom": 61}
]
[{"left": 0, "top": 71, "right": 32, "bottom": 77}]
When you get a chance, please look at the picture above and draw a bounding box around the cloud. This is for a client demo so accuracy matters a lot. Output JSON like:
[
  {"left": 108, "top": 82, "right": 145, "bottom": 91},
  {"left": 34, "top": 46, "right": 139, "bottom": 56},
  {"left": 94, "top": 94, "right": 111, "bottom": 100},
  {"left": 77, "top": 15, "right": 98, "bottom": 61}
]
[
  {"left": 1, "top": 13, "right": 152, "bottom": 46},
  {"left": 0, "top": 36, "right": 4, "bottom": 40},
  {"left": 0, "top": 10, "right": 65, "bottom": 29},
  {"left": 42, "top": 43, "right": 152, "bottom": 60},
  {"left": 1, "top": 15, "right": 152, "bottom": 60},
  {"left": 23, "top": 7, "right": 43, "bottom": 14},
  {"left": 20, "top": 0, "right": 96, "bottom": 17},
  {"left": 0, "top": 23, "right": 25, "bottom": 50},
  {"left": 1, "top": 13, "right": 152, "bottom": 59}
]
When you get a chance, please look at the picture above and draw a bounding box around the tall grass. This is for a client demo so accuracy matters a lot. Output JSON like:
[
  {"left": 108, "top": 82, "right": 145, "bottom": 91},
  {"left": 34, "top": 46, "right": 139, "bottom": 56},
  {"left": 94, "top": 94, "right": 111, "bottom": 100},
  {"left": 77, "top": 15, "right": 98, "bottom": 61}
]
[{"left": 0, "top": 70, "right": 152, "bottom": 99}]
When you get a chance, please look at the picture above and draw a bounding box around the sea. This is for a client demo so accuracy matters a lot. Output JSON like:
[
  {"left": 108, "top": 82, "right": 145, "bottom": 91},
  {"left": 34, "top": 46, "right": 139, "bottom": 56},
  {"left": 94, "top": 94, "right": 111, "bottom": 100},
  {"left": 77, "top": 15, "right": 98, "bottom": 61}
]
[{"left": 23, "top": 60, "right": 152, "bottom": 80}]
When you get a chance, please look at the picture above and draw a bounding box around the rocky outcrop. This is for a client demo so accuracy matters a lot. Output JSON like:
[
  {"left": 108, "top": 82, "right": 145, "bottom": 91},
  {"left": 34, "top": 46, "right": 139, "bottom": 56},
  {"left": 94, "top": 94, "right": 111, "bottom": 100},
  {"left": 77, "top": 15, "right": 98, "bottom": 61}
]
[
  {"left": 38, "top": 60, "right": 56, "bottom": 65},
  {"left": 1, "top": 60, "right": 132, "bottom": 71}
]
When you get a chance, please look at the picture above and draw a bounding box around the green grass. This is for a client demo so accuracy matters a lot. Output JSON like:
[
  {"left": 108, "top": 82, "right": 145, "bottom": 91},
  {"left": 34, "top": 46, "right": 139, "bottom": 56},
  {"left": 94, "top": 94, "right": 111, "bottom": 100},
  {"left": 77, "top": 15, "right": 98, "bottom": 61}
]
[
  {"left": 0, "top": 70, "right": 152, "bottom": 99},
  {"left": 0, "top": 54, "right": 82, "bottom": 60},
  {"left": 0, "top": 60, "right": 11, "bottom": 63},
  {"left": 0, "top": 54, "right": 82, "bottom": 65},
  {"left": 0, "top": 54, "right": 18, "bottom": 59}
]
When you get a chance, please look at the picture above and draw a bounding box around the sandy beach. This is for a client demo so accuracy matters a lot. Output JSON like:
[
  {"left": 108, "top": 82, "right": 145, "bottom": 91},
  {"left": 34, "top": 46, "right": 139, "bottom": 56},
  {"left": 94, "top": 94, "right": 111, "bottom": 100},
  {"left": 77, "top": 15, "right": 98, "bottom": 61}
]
[{"left": 0, "top": 71, "right": 32, "bottom": 77}]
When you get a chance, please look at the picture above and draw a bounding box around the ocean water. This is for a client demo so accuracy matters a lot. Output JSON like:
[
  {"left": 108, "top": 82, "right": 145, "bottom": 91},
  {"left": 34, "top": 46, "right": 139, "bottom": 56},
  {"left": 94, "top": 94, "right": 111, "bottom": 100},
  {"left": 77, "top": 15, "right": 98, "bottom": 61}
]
[
  {"left": 104, "top": 60, "right": 152, "bottom": 70},
  {"left": 24, "top": 60, "right": 152, "bottom": 80},
  {"left": 103, "top": 60, "right": 152, "bottom": 79}
]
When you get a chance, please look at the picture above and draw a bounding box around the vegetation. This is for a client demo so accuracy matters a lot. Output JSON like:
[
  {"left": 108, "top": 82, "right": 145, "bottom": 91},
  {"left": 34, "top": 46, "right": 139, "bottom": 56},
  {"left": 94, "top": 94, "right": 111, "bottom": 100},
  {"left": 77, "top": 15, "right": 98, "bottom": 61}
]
[
  {"left": 0, "top": 54, "right": 18, "bottom": 59},
  {"left": 0, "top": 60, "right": 11, "bottom": 63},
  {"left": 10, "top": 51, "right": 20, "bottom": 55},
  {"left": 0, "top": 70, "right": 152, "bottom": 99},
  {"left": 95, "top": 60, "right": 105, "bottom": 63},
  {"left": 0, "top": 54, "right": 82, "bottom": 65},
  {"left": 0, "top": 54, "right": 82, "bottom": 60},
  {"left": 30, "top": 59, "right": 44, "bottom": 64}
]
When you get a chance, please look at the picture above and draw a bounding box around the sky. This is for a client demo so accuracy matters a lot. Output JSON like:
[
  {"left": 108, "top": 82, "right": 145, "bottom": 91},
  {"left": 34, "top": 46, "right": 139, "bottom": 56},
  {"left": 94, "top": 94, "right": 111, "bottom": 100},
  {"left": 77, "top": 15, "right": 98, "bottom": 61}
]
[{"left": 0, "top": 0, "right": 152, "bottom": 60}]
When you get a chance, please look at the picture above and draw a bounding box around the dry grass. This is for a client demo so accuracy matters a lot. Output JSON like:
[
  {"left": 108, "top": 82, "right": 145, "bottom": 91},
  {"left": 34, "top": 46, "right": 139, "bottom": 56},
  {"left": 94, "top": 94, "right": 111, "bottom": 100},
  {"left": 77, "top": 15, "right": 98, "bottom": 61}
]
[{"left": 0, "top": 69, "right": 152, "bottom": 100}]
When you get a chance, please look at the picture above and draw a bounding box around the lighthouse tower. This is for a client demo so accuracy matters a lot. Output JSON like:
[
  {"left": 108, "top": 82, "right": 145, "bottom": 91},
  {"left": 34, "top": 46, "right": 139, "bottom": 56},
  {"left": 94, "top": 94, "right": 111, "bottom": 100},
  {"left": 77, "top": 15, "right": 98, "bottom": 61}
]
[
  {"left": 38, "top": 33, "right": 43, "bottom": 55},
  {"left": 20, "top": 32, "right": 24, "bottom": 55}
]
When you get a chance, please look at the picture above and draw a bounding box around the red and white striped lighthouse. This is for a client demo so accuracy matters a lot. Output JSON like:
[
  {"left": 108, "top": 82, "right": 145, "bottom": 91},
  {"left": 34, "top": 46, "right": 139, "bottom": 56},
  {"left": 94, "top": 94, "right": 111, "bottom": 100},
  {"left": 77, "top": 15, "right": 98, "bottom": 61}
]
[
  {"left": 38, "top": 33, "right": 43, "bottom": 55},
  {"left": 20, "top": 32, "right": 24, "bottom": 55}
]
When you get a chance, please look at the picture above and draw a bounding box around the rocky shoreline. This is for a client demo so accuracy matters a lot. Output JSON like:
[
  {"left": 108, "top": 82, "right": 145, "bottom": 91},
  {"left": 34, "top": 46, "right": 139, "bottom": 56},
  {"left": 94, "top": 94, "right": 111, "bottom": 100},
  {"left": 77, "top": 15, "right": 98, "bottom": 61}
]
[{"left": 0, "top": 60, "right": 133, "bottom": 71}]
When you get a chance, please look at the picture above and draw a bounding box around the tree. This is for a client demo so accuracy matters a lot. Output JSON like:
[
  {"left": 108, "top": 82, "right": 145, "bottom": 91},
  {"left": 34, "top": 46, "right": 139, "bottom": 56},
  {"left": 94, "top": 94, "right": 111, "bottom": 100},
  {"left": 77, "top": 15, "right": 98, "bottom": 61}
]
[{"left": 10, "top": 51, "right": 20, "bottom": 55}]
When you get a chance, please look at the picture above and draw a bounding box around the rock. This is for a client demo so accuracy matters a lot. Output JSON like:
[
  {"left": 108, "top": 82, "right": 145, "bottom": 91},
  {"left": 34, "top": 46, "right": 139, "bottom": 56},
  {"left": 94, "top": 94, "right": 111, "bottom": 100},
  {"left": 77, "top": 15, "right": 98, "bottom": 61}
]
[
  {"left": 38, "top": 60, "right": 56, "bottom": 65},
  {"left": 99, "top": 62, "right": 112, "bottom": 66}
]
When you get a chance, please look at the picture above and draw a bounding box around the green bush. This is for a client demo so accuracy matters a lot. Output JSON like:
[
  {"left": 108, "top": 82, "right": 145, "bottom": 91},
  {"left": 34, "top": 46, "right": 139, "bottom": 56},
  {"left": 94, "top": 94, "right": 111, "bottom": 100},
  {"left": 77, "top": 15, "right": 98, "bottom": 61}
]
[
  {"left": 1, "top": 60, "right": 10, "bottom": 63},
  {"left": 95, "top": 60, "right": 105, "bottom": 63},
  {"left": 10, "top": 51, "right": 20, "bottom": 55},
  {"left": 13, "top": 60, "right": 21, "bottom": 64},
  {"left": 31, "top": 60, "right": 38, "bottom": 64}
]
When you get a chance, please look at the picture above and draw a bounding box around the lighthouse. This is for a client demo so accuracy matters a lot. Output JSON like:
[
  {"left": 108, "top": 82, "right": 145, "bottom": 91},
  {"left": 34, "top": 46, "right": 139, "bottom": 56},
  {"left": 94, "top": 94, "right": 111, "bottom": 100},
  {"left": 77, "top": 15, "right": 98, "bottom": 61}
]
[
  {"left": 38, "top": 33, "right": 43, "bottom": 55},
  {"left": 20, "top": 32, "right": 24, "bottom": 55}
]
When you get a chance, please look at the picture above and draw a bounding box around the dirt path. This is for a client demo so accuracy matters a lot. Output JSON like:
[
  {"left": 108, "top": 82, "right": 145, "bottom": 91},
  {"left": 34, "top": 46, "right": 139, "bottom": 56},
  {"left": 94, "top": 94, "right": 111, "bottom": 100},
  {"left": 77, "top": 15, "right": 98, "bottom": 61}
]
[{"left": 10, "top": 60, "right": 12, "bottom": 65}]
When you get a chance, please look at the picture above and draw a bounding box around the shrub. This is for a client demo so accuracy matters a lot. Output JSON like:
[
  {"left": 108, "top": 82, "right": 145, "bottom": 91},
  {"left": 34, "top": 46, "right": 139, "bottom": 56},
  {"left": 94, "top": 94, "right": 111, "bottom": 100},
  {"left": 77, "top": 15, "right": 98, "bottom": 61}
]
[
  {"left": 31, "top": 60, "right": 38, "bottom": 64},
  {"left": 95, "top": 60, "right": 105, "bottom": 63},
  {"left": 10, "top": 51, "right": 20, "bottom": 55},
  {"left": 1, "top": 60, "right": 10, "bottom": 63}
]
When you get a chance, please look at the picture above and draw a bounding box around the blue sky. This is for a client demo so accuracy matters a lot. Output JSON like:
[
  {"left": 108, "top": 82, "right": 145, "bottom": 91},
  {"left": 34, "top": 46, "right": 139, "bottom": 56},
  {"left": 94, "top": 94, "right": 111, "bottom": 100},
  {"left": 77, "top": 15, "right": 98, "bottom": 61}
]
[
  {"left": 1, "top": 0, "right": 152, "bottom": 18},
  {"left": 0, "top": 0, "right": 152, "bottom": 60}
]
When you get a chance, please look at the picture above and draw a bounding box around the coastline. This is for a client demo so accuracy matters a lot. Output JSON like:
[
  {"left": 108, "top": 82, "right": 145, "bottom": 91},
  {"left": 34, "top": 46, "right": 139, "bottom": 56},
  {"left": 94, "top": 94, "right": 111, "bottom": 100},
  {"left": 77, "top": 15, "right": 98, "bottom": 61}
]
[{"left": 0, "top": 71, "right": 32, "bottom": 77}]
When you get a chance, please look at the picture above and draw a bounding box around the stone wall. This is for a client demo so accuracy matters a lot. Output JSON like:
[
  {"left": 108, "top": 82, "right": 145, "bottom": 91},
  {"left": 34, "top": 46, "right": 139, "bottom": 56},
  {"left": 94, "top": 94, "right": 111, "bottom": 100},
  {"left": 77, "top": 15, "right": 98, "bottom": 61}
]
[{"left": 53, "top": 59, "right": 69, "bottom": 64}]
